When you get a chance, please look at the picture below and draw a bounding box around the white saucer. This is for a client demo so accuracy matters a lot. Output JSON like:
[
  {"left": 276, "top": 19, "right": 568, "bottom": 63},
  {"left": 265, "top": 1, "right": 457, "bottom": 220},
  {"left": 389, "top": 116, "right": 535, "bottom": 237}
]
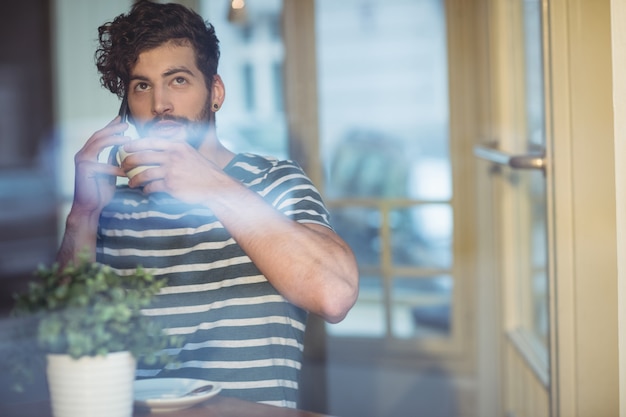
[{"left": 134, "top": 378, "right": 221, "bottom": 413}]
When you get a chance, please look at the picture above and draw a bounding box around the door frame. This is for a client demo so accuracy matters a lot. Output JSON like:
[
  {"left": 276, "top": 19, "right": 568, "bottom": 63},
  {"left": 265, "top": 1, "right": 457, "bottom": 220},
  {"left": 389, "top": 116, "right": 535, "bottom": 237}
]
[
  {"left": 546, "top": 0, "right": 618, "bottom": 415},
  {"left": 612, "top": 1, "right": 626, "bottom": 416}
]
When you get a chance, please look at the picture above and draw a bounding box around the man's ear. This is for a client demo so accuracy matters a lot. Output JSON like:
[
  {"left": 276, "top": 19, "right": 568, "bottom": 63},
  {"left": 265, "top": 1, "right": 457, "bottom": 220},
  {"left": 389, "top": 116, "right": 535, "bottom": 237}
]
[{"left": 211, "top": 74, "right": 226, "bottom": 111}]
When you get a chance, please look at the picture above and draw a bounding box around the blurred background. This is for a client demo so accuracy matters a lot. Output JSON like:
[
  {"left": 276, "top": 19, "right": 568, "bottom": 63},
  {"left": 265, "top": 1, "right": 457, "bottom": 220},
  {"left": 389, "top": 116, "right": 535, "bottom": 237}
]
[
  {"left": 0, "top": 1, "right": 623, "bottom": 417},
  {"left": 0, "top": 2, "right": 462, "bottom": 415}
]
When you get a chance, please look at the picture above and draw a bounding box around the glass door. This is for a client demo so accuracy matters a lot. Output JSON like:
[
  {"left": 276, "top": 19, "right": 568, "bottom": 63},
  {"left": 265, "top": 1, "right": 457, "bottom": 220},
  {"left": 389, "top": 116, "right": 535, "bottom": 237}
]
[
  {"left": 504, "top": 0, "right": 549, "bottom": 367},
  {"left": 520, "top": 0, "right": 549, "bottom": 353}
]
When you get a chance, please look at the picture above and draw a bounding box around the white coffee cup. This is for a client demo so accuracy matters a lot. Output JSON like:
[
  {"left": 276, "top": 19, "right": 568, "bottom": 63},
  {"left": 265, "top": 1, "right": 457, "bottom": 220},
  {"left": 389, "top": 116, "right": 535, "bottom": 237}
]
[{"left": 116, "top": 147, "right": 155, "bottom": 179}]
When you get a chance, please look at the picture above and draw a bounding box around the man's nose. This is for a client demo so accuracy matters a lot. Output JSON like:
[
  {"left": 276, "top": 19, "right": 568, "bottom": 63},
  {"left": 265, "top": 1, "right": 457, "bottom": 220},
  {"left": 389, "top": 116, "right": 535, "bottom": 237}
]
[{"left": 152, "top": 87, "right": 173, "bottom": 115}]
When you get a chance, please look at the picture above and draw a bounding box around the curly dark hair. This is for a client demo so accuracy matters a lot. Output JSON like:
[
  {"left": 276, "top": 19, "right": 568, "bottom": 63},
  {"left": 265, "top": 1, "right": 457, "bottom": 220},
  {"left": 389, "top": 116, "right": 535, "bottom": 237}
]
[{"left": 95, "top": 0, "right": 220, "bottom": 99}]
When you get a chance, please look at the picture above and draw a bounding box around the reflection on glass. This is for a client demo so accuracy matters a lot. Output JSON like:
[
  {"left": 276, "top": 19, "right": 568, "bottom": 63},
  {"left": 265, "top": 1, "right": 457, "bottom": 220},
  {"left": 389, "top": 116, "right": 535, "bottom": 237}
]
[
  {"left": 391, "top": 276, "right": 452, "bottom": 338},
  {"left": 391, "top": 205, "right": 453, "bottom": 269},
  {"left": 327, "top": 275, "right": 385, "bottom": 337}
]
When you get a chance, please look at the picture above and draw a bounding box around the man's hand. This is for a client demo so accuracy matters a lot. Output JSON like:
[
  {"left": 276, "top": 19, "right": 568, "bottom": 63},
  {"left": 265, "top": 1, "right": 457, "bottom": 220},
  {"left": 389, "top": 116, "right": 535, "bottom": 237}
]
[
  {"left": 72, "top": 117, "right": 130, "bottom": 214},
  {"left": 56, "top": 117, "right": 130, "bottom": 267},
  {"left": 119, "top": 138, "right": 227, "bottom": 205}
]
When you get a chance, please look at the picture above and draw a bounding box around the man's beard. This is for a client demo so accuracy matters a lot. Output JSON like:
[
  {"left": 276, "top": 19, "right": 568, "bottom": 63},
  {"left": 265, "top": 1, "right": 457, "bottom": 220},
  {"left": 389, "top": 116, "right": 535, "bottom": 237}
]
[{"left": 136, "top": 99, "right": 213, "bottom": 149}]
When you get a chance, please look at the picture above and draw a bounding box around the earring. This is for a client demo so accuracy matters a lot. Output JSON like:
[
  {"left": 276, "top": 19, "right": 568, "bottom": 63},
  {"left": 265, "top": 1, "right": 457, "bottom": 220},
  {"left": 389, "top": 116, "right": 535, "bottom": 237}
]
[{"left": 213, "top": 103, "right": 219, "bottom": 110}]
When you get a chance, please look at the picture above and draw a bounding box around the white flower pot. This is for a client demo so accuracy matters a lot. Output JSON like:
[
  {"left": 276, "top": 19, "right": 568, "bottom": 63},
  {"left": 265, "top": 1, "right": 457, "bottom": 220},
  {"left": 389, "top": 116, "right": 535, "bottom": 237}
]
[{"left": 46, "top": 351, "right": 137, "bottom": 417}]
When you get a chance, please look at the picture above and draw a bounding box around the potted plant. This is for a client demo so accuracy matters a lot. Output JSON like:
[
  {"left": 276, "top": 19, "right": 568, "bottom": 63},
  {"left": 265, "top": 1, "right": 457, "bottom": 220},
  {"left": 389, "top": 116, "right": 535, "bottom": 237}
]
[{"left": 7, "top": 253, "right": 180, "bottom": 417}]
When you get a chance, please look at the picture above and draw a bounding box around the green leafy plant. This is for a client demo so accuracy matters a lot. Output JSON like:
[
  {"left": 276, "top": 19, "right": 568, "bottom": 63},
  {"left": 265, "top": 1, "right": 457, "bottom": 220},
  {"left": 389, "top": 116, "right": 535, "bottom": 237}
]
[{"left": 6, "top": 253, "right": 181, "bottom": 391}]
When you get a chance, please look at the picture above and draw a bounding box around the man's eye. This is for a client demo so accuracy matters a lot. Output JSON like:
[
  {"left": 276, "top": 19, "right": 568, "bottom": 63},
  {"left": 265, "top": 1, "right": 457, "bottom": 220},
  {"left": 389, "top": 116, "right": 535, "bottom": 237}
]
[
  {"left": 133, "top": 82, "right": 149, "bottom": 91},
  {"left": 173, "top": 77, "right": 187, "bottom": 85}
]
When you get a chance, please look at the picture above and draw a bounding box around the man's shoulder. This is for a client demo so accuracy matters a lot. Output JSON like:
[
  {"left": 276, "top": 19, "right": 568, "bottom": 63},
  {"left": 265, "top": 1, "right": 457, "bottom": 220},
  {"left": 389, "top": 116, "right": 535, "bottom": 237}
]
[{"left": 227, "top": 153, "right": 303, "bottom": 176}]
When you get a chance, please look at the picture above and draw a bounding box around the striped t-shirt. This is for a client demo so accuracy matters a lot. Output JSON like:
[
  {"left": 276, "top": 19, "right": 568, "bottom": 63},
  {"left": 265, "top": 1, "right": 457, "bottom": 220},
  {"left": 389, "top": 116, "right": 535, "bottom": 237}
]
[{"left": 96, "top": 153, "right": 331, "bottom": 408}]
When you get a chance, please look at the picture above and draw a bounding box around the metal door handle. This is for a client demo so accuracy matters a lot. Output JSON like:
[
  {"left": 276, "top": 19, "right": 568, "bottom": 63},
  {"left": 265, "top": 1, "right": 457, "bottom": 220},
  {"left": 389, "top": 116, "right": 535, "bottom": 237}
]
[{"left": 474, "top": 145, "right": 546, "bottom": 171}]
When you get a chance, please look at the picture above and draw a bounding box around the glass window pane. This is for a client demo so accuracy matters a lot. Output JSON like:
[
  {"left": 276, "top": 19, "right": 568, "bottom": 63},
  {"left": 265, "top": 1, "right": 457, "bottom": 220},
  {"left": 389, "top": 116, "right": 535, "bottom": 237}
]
[
  {"left": 330, "top": 206, "right": 381, "bottom": 267},
  {"left": 521, "top": 0, "right": 549, "bottom": 350},
  {"left": 523, "top": 0, "right": 545, "bottom": 150},
  {"left": 243, "top": 63, "right": 255, "bottom": 111},
  {"left": 317, "top": 0, "right": 451, "bottom": 340},
  {"left": 408, "top": 158, "right": 452, "bottom": 201},
  {"left": 528, "top": 170, "right": 549, "bottom": 346},
  {"left": 326, "top": 138, "right": 452, "bottom": 200},
  {"left": 392, "top": 276, "right": 452, "bottom": 338},
  {"left": 315, "top": 0, "right": 450, "bottom": 200},
  {"left": 326, "top": 132, "right": 412, "bottom": 199},
  {"left": 201, "top": 0, "right": 288, "bottom": 159},
  {"left": 391, "top": 205, "right": 453, "bottom": 269},
  {"left": 326, "top": 275, "right": 385, "bottom": 337}
]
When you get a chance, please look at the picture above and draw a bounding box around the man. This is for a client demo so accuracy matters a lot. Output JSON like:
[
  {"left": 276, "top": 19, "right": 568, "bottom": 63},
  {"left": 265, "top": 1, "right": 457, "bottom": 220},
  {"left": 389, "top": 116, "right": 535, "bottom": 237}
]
[{"left": 56, "top": 0, "right": 358, "bottom": 409}]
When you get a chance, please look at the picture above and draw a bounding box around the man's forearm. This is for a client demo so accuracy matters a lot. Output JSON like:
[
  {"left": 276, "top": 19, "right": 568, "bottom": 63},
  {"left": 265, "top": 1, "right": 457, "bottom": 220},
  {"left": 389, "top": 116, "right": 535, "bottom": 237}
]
[
  {"left": 206, "top": 184, "right": 359, "bottom": 323},
  {"left": 56, "top": 209, "right": 101, "bottom": 267}
]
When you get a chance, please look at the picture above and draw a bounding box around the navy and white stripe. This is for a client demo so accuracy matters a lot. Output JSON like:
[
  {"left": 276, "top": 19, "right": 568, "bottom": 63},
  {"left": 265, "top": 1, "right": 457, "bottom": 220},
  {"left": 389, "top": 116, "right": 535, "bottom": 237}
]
[{"left": 96, "top": 153, "right": 330, "bottom": 408}]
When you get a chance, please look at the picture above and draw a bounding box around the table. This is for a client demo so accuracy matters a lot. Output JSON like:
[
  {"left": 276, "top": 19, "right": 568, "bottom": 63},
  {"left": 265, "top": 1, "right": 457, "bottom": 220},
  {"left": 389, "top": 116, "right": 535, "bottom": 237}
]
[{"left": 0, "top": 395, "right": 334, "bottom": 417}]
